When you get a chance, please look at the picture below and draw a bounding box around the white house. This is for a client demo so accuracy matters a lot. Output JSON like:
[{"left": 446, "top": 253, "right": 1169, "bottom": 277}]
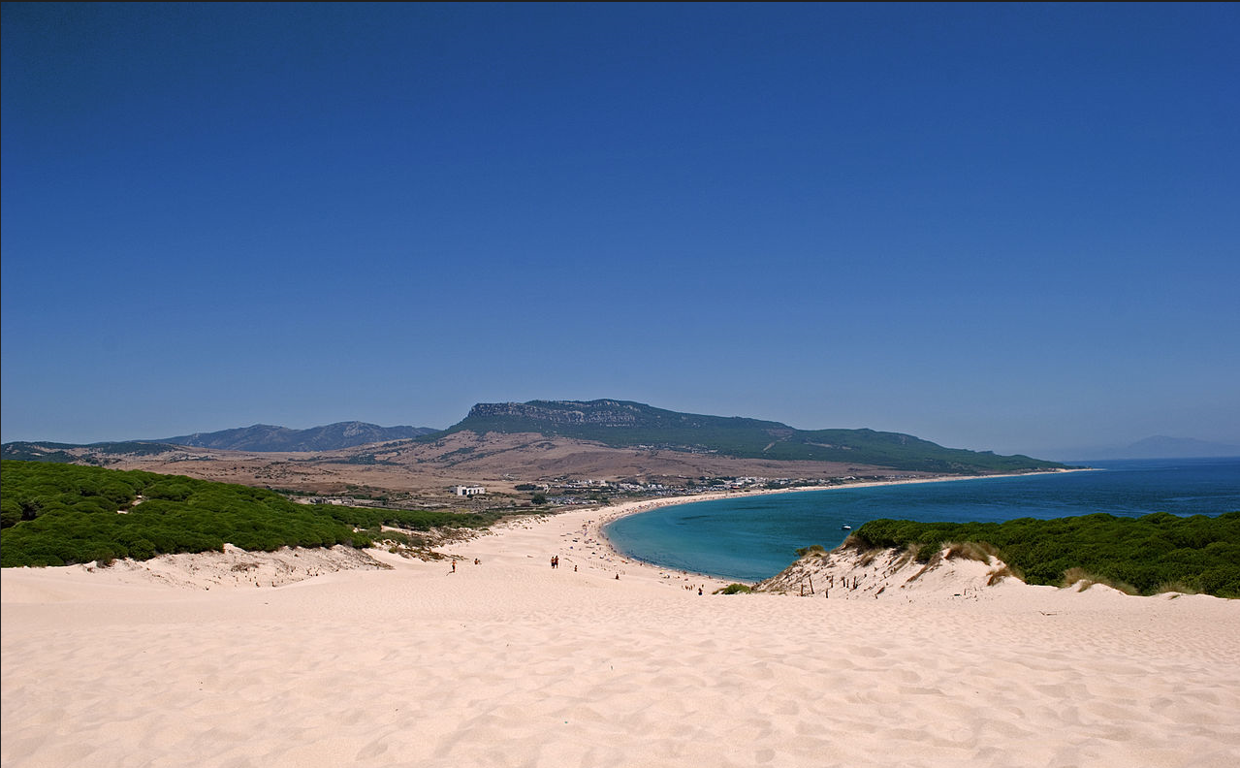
[{"left": 452, "top": 485, "right": 486, "bottom": 497}]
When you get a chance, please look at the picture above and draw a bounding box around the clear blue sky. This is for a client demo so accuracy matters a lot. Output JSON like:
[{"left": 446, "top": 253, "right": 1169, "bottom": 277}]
[{"left": 3, "top": 3, "right": 1237, "bottom": 458}]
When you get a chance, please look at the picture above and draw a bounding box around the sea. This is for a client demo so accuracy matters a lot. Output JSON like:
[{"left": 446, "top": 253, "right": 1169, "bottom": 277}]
[{"left": 603, "top": 457, "right": 1240, "bottom": 583}]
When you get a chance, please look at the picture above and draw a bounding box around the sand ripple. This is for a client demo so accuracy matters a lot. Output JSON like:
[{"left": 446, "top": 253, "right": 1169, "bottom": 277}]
[{"left": 4, "top": 508, "right": 1239, "bottom": 768}]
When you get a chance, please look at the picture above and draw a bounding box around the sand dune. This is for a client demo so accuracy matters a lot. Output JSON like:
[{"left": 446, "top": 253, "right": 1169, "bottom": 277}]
[
  {"left": 756, "top": 541, "right": 1028, "bottom": 600},
  {"left": 4, "top": 505, "right": 1239, "bottom": 768}
]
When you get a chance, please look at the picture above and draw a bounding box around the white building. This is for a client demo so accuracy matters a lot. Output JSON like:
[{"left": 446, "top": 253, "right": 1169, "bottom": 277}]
[{"left": 453, "top": 485, "right": 486, "bottom": 497}]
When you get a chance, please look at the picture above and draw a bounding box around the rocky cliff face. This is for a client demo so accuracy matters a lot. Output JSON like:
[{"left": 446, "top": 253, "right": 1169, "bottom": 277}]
[{"left": 467, "top": 401, "right": 641, "bottom": 427}]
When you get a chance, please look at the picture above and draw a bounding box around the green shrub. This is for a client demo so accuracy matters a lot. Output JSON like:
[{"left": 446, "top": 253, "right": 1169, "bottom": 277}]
[
  {"left": 842, "top": 512, "right": 1240, "bottom": 597},
  {"left": 0, "top": 461, "right": 503, "bottom": 567}
]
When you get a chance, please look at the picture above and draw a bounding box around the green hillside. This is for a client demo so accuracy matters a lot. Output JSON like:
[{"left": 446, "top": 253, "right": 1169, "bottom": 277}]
[
  {"left": 435, "top": 399, "right": 1064, "bottom": 474},
  {"left": 0, "top": 461, "right": 497, "bottom": 567}
]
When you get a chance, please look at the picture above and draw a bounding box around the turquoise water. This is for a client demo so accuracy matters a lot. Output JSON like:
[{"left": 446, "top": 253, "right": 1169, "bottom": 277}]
[{"left": 603, "top": 458, "right": 1240, "bottom": 582}]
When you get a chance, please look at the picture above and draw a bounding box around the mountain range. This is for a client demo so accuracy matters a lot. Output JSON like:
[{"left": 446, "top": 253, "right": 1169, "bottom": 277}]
[
  {"left": 3, "top": 399, "right": 1065, "bottom": 474},
  {"left": 1, "top": 422, "right": 436, "bottom": 462},
  {"left": 433, "top": 399, "right": 1064, "bottom": 474},
  {"left": 160, "top": 422, "right": 438, "bottom": 452}
]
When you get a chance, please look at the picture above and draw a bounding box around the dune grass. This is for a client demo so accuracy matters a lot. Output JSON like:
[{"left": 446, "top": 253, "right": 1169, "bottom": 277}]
[
  {"left": 844, "top": 512, "right": 1240, "bottom": 598},
  {"left": 1060, "top": 567, "right": 1139, "bottom": 595}
]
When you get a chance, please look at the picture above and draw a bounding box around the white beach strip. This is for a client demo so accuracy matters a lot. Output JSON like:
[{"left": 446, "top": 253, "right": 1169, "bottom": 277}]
[
  {"left": 589, "top": 468, "right": 1096, "bottom": 574},
  {"left": 4, "top": 498, "right": 1238, "bottom": 768}
]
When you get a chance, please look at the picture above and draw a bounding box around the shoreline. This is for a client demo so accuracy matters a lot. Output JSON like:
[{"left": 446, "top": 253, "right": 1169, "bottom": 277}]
[
  {"left": 0, "top": 468, "right": 1093, "bottom": 595},
  {"left": 587, "top": 467, "right": 1094, "bottom": 583},
  {"left": 5, "top": 464, "right": 1238, "bottom": 768},
  {"left": 5, "top": 469, "right": 1238, "bottom": 768}
]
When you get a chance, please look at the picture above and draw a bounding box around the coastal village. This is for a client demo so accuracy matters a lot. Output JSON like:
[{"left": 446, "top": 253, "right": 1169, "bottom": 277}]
[{"left": 291, "top": 472, "right": 928, "bottom": 512}]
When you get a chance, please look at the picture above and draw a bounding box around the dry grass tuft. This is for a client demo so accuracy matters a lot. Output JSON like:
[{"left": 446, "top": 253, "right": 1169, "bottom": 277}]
[
  {"left": 986, "top": 564, "right": 1022, "bottom": 586},
  {"left": 904, "top": 549, "right": 943, "bottom": 583},
  {"left": 943, "top": 541, "right": 999, "bottom": 563},
  {"left": 839, "top": 534, "right": 871, "bottom": 552},
  {"left": 1061, "top": 567, "right": 1138, "bottom": 595},
  {"left": 1154, "top": 581, "right": 1201, "bottom": 596}
]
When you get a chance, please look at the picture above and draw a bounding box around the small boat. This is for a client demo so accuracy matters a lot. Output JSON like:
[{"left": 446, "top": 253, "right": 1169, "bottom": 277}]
[{"left": 841, "top": 524, "right": 852, "bottom": 531}]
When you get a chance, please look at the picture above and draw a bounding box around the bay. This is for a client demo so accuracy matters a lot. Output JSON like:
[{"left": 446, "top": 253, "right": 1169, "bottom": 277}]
[{"left": 603, "top": 457, "right": 1240, "bottom": 583}]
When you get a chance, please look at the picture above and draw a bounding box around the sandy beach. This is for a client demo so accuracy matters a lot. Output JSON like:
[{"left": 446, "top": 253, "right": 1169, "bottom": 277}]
[{"left": 3, "top": 494, "right": 1239, "bottom": 768}]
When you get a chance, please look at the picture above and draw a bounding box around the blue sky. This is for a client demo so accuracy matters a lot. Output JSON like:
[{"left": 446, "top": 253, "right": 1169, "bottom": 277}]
[{"left": 3, "top": 3, "right": 1237, "bottom": 458}]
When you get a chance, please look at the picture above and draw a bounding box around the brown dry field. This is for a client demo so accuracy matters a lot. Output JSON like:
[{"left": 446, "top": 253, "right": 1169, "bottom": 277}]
[{"left": 90, "top": 431, "right": 919, "bottom": 507}]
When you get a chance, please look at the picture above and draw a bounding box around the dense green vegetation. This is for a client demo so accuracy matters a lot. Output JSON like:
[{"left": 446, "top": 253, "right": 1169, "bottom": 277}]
[
  {"left": 434, "top": 399, "right": 1065, "bottom": 473},
  {"left": 0, "top": 461, "right": 499, "bottom": 567},
  {"left": 849, "top": 512, "right": 1240, "bottom": 597}
]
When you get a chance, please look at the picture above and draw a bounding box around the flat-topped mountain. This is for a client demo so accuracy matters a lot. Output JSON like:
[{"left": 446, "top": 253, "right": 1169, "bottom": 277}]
[
  {"left": 438, "top": 399, "right": 1064, "bottom": 474},
  {"left": 2, "top": 401, "right": 1065, "bottom": 482},
  {"left": 160, "top": 422, "right": 438, "bottom": 452}
]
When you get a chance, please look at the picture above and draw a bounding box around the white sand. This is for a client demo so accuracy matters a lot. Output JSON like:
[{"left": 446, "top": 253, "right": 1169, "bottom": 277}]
[{"left": 4, "top": 501, "right": 1239, "bottom": 768}]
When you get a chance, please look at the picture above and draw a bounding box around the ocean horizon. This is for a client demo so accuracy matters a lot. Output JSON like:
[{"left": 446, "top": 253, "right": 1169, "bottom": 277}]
[{"left": 603, "top": 457, "right": 1240, "bottom": 583}]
